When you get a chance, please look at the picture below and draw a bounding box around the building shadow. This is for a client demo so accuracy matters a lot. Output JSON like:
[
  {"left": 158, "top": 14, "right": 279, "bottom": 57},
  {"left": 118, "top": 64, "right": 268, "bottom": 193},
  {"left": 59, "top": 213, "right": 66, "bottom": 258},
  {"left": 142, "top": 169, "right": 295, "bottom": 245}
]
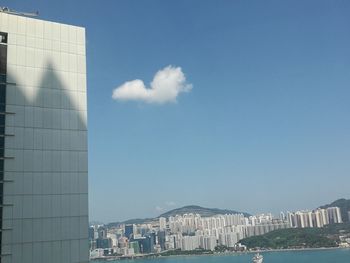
[{"left": 2, "top": 60, "right": 89, "bottom": 263}]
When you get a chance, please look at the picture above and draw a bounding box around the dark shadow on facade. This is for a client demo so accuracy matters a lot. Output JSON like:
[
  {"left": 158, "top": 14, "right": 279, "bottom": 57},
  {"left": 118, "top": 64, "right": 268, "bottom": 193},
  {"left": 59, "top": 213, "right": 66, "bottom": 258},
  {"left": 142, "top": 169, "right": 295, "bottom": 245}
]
[{"left": 2, "top": 60, "right": 89, "bottom": 263}]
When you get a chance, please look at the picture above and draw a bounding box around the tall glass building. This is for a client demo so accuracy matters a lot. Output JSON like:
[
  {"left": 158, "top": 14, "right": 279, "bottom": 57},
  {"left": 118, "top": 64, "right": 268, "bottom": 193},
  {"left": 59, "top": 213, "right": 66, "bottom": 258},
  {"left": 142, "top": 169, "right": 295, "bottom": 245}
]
[{"left": 0, "top": 11, "right": 88, "bottom": 263}]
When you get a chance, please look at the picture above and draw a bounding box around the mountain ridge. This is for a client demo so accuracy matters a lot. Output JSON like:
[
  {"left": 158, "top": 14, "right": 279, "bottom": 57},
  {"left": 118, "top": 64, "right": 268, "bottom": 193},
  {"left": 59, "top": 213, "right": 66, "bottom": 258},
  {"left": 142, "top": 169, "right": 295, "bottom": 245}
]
[
  {"left": 106, "top": 205, "right": 250, "bottom": 227},
  {"left": 99, "top": 198, "right": 350, "bottom": 228},
  {"left": 158, "top": 205, "right": 250, "bottom": 218}
]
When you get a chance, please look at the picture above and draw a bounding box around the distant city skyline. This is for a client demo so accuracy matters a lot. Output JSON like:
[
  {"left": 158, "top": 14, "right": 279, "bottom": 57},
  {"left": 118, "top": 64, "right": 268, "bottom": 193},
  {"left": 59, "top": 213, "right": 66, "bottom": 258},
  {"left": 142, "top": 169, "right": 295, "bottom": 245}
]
[
  {"left": 91, "top": 199, "right": 346, "bottom": 225},
  {"left": 3, "top": 0, "right": 350, "bottom": 222},
  {"left": 89, "top": 205, "right": 344, "bottom": 257}
]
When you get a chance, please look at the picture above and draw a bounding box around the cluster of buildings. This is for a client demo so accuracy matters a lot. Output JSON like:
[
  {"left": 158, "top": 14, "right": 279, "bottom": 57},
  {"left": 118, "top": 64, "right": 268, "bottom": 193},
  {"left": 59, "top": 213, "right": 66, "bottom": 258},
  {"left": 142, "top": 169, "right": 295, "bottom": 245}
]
[
  {"left": 287, "top": 207, "right": 342, "bottom": 228},
  {"left": 89, "top": 206, "right": 345, "bottom": 258},
  {"left": 89, "top": 212, "right": 289, "bottom": 258}
]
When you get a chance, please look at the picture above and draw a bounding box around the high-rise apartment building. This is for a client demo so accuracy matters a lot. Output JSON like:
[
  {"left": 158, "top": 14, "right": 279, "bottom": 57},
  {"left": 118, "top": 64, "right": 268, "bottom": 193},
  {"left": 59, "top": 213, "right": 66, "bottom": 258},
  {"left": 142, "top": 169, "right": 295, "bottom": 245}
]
[
  {"left": 159, "top": 217, "right": 166, "bottom": 230},
  {"left": 0, "top": 11, "right": 88, "bottom": 263},
  {"left": 287, "top": 207, "right": 342, "bottom": 229},
  {"left": 327, "top": 207, "right": 342, "bottom": 224}
]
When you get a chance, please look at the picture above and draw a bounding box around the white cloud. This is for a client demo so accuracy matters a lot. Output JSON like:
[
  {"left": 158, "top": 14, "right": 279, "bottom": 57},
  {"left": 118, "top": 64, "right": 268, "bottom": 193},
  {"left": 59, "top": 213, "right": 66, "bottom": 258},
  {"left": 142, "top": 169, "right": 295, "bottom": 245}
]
[{"left": 112, "top": 66, "right": 192, "bottom": 104}]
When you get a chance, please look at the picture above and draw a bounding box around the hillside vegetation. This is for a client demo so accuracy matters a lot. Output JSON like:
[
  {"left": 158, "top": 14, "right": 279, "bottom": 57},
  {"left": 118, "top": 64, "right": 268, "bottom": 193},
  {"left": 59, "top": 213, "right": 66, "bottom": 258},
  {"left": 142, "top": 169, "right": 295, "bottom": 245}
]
[{"left": 240, "top": 223, "right": 350, "bottom": 249}]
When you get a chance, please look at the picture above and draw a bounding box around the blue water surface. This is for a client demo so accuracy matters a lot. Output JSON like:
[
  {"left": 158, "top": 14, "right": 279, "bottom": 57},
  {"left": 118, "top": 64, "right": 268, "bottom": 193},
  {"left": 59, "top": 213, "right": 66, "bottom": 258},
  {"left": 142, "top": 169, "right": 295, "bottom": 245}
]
[{"left": 93, "top": 249, "right": 350, "bottom": 263}]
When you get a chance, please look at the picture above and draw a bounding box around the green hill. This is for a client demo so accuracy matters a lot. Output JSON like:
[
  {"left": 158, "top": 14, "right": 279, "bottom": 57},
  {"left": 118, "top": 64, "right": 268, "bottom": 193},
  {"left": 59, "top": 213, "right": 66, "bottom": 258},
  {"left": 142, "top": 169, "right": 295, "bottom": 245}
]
[
  {"left": 319, "top": 198, "right": 350, "bottom": 222},
  {"left": 240, "top": 223, "right": 350, "bottom": 249}
]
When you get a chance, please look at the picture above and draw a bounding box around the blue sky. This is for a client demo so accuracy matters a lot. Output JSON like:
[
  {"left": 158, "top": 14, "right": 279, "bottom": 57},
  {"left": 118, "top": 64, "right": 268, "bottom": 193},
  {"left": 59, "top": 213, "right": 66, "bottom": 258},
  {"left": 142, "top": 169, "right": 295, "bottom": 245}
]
[{"left": 4, "top": 0, "right": 350, "bottom": 222}]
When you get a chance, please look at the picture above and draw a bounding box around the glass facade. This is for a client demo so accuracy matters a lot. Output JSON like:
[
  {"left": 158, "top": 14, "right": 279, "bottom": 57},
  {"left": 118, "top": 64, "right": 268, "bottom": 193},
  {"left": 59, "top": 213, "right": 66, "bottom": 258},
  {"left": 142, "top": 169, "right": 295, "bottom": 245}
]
[{"left": 0, "top": 13, "right": 88, "bottom": 263}]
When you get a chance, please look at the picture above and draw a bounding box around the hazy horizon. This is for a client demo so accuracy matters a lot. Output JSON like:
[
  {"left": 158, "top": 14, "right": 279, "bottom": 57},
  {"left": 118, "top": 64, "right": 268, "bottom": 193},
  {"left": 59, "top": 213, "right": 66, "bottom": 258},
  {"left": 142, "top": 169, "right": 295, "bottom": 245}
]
[{"left": 91, "top": 197, "right": 349, "bottom": 224}]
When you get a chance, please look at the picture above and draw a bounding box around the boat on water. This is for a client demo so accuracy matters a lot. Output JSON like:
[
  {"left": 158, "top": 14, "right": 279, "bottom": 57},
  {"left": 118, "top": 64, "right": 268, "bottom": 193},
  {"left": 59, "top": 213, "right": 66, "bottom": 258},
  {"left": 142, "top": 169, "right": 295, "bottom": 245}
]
[{"left": 252, "top": 253, "right": 263, "bottom": 263}]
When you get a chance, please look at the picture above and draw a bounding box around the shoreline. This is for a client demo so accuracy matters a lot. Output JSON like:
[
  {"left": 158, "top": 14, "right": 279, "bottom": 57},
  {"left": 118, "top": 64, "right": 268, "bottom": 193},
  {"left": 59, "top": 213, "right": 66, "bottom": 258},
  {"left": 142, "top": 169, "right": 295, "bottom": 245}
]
[
  {"left": 250, "top": 246, "right": 344, "bottom": 254},
  {"left": 91, "top": 246, "right": 349, "bottom": 261}
]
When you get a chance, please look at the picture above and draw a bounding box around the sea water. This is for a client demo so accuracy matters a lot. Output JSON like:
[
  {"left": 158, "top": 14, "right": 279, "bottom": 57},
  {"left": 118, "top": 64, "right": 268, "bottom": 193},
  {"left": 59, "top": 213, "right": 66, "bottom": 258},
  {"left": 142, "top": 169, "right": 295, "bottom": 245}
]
[{"left": 92, "top": 248, "right": 350, "bottom": 263}]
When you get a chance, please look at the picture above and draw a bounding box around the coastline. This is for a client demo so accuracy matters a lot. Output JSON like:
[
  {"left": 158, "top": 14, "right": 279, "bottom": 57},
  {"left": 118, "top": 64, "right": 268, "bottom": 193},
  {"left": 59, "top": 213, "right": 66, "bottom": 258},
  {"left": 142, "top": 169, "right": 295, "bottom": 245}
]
[
  {"left": 91, "top": 246, "right": 348, "bottom": 261},
  {"left": 250, "top": 246, "right": 344, "bottom": 254}
]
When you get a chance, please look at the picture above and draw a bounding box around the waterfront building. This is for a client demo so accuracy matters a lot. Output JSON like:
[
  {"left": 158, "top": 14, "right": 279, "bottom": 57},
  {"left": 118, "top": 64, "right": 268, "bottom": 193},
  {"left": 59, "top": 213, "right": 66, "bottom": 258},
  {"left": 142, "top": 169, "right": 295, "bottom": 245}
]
[
  {"left": 117, "top": 237, "right": 128, "bottom": 248},
  {"left": 89, "top": 248, "right": 104, "bottom": 259},
  {"left": 129, "top": 241, "right": 140, "bottom": 254},
  {"left": 180, "top": 236, "right": 200, "bottom": 251},
  {"left": 0, "top": 11, "right": 88, "bottom": 263},
  {"left": 96, "top": 238, "right": 112, "bottom": 249},
  {"left": 218, "top": 232, "right": 238, "bottom": 247},
  {"left": 106, "top": 233, "right": 117, "bottom": 247},
  {"left": 140, "top": 234, "right": 155, "bottom": 254},
  {"left": 227, "top": 232, "right": 239, "bottom": 247},
  {"left": 157, "top": 230, "right": 166, "bottom": 250},
  {"left": 200, "top": 236, "right": 216, "bottom": 251}
]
